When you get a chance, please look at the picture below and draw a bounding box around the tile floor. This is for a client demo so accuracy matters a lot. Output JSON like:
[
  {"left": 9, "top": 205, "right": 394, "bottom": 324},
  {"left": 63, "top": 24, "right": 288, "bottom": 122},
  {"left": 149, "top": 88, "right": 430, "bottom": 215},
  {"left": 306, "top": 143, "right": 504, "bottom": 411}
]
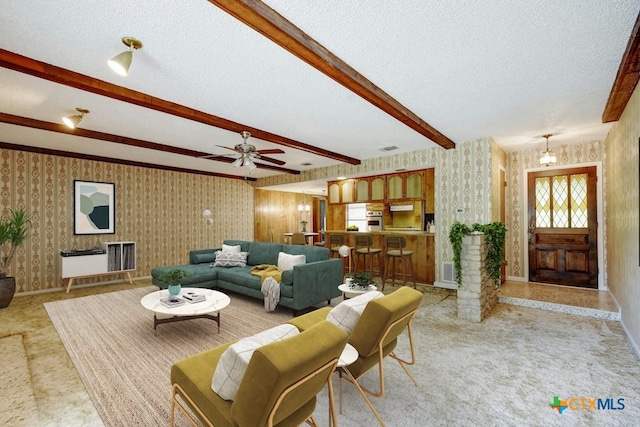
[{"left": 498, "top": 280, "right": 620, "bottom": 320}]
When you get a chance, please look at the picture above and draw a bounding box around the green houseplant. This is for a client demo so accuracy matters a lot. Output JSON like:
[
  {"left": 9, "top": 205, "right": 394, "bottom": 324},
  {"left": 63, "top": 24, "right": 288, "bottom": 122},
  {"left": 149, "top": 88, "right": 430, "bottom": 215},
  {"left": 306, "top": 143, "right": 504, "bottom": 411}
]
[
  {"left": 0, "top": 208, "right": 32, "bottom": 308},
  {"left": 448, "top": 221, "right": 506, "bottom": 289},
  {"left": 158, "top": 268, "right": 191, "bottom": 296},
  {"left": 347, "top": 271, "right": 375, "bottom": 289}
]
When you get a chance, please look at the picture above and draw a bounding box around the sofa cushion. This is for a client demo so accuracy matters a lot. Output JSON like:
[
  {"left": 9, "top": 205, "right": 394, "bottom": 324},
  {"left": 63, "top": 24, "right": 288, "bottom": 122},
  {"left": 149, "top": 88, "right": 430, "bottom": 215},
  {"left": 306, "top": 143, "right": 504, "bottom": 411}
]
[
  {"left": 281, "top": 244, "right": 330, "bottom": 263},
  {"left": 191, "top": 251, "right": 217, "bottom": 264},
  {"left": 247, "top": 242, "right": 282, "bottom": 266},
  {"left": 277, "top": 252, "right": 306, "bottom": 271},
  {"left": 217, "top": 267, "right": 262, "bottom": 290},
  {"left": 211, "top": 324, "right": 300, "bottom": 401},
  {"left": 281, "top": 270, "right": 293, "bottom": 286},
  {"left": 214, "top": 251, "right": 249, "bottom": 268},
  {"left": 327, "top": 291, "right": 384, "bottom": 334}
]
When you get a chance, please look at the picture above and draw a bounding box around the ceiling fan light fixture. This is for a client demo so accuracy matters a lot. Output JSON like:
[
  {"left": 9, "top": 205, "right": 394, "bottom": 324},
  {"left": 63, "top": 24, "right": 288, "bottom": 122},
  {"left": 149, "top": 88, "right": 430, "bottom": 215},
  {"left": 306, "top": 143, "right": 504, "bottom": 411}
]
[
  {"left": 108, "top": 37, "right": 142, "bottom": 76},
  {"left": 244, "top": 157, "right": 257, "bottom": 170},
  {"left": 539, "top": 134, "right": 556, "bottom": 167},
  {"left": 62, "top": 107, "right": 90, "bottom": 129},
  {"left": 231, "top": 157, "right": 243, "bottom": 168}
]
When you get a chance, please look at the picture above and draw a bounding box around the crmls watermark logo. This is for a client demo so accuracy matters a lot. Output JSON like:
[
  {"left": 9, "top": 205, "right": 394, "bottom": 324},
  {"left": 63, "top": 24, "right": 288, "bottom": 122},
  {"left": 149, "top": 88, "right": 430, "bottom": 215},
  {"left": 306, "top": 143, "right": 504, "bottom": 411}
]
[{"left": 550, "top": 396, "right": 625, "bottom": 414}]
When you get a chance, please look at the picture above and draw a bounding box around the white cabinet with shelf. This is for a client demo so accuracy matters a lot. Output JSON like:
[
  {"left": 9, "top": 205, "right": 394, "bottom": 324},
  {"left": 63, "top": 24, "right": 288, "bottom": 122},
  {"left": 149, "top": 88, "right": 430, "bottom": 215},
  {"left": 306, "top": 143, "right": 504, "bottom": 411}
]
[{"left": 61, "top": 241, "right": 136, "bottom": 293}]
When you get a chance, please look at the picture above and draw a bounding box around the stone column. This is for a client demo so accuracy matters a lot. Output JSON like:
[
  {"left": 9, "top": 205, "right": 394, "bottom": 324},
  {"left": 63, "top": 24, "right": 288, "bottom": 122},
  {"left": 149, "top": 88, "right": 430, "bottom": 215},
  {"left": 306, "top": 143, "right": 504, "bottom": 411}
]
[{"left": 457, "top": 232, "right": 497, "bottom": 322}]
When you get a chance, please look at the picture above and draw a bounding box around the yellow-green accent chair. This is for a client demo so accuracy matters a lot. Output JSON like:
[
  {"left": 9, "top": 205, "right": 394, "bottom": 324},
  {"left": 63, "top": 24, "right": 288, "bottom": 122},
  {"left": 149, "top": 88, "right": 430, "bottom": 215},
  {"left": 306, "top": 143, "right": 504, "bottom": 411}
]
[
  {"left": 170, "top": 320, "right": 348, "bottom": 427},
  {"left": 289, "top": 287, "right": 423, "bottom": 425}
]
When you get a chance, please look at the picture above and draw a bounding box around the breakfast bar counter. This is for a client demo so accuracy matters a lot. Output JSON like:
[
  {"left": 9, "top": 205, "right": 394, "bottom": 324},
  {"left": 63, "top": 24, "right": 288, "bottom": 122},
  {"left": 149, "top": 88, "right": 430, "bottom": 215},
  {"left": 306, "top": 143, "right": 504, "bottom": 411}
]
[{"left": 322, "top": 230, "right": 435, "bottom": 284}]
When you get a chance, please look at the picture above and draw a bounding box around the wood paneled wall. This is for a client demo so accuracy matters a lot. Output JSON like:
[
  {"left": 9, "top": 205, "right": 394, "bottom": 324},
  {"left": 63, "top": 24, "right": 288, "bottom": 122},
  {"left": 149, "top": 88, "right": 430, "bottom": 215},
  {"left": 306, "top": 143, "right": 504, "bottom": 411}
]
[{"left": 254, "top": 189, "right": 317, "bottom": 243}]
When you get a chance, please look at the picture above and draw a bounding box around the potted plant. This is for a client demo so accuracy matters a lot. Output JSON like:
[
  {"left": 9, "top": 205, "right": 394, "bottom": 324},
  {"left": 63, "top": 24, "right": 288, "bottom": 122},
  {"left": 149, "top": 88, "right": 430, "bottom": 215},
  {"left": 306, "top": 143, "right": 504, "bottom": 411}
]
[
  {"left": 300, "top": 220, "right": 308, "bottom": 232},
  {"left": 158, "top": 268, "right": 191, "bottom": 296},
  {"left": 448, "top": 221, "right": 507, "bottom": 289},
  {"left": 0, "top": 208, "right": 32, "bottom": 308},
  {"left": 347, "top": 271, "right": 375, "bottom": 290}
]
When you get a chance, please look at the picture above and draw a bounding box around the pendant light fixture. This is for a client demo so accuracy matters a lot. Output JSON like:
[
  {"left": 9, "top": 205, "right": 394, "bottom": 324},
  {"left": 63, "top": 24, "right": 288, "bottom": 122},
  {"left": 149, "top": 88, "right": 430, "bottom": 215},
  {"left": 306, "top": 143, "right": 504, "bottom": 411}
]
[
  {"left": 539, "top": 134, "right": 556, "bottom": 167},
  {"left": 62, "top": 108, "right": 90, "bottom": 129},
  {"left": 108, "top": 37, "right": 143, "bottom": 76}
]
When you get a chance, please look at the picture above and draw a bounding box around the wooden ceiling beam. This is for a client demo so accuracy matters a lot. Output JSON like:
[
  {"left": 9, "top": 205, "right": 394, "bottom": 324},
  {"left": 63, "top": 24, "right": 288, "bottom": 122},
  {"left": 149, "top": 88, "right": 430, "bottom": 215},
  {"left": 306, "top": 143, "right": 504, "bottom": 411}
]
[
  {"left": 603, "top": 12, "right": 640, "bottom": 123},
  {"left": 0, "top": 112, "right": 301, "bottom": 175},
  {"left": 0, "top": 141, "right": 257, "bottom": 181},
  {"left": 0, "top": 49, "right": 360, "bottom": 165},
  {"left": 208, "top": 0, "right": 455, "bottom": 150}
]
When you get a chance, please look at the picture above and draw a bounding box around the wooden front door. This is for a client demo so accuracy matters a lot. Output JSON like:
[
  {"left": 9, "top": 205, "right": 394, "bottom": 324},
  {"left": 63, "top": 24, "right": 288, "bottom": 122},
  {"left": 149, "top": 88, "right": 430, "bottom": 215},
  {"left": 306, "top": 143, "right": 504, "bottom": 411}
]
[{"left": 527, "top": 166, "right": 598, "bottom": 288}]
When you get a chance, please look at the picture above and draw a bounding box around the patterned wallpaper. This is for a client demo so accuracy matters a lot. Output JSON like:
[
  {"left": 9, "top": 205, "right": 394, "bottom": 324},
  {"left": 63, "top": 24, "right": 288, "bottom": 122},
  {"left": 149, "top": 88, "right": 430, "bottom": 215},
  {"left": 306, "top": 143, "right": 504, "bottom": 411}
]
[
  {"left": 1, "top": 149, "right": 254, "bottom": 294},
  {"left": 504, "top": 140, "right": 605, "bottom": 280},
  {"left": 604, "top": 84, "right": 640, "bottom": 348}
]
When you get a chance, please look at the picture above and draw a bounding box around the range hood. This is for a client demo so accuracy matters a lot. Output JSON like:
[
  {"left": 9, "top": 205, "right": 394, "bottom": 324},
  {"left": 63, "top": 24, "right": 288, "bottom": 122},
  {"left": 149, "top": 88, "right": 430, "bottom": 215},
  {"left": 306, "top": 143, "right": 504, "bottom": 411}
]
[{"left": 389, "top": 204, "right": 414, "bottom": 212}]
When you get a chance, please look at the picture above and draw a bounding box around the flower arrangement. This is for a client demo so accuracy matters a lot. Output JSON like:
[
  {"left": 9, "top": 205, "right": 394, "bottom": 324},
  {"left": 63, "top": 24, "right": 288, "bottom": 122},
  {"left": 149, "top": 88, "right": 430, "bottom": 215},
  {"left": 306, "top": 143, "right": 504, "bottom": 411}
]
[{"left": 300, "top": 220, "right": 308, "bottom": 232}]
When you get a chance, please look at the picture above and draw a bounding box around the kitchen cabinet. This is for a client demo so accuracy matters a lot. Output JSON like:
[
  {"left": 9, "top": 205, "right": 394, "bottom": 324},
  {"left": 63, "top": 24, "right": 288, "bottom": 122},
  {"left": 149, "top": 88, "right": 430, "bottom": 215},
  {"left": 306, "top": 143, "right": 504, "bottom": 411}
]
[
  {"left": 328, "top": 169, "right": 432, "bottom": 204},
  {"left": 388, "top": 171, "right": 423, "bottom": 201},
  {"left": 355, "top": 178, "right": 369, "bottom": 202},
  {"left": 327, "top": 179, "right": 354, "bottom": 204},
  {"left": 328, "top": 182, "right": 340, "bottom": 204},
  {"left": 424, "top": 168, "right": 435, "bottom": 212},
  {"left": 371, "top": 177, "right": 385, "bottom": 200}
]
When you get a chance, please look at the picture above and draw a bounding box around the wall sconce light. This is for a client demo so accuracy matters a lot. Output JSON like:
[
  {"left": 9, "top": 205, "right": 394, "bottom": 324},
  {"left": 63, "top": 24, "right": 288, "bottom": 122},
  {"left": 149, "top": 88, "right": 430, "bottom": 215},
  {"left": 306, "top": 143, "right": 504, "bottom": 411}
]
[
  {"left": 62, "top": 107, "right": 90, "bottom": 129},
  {"left": 297, "top": 204, "right": 310, "bottom": 213},
  {"left": 108, "top": 36, "right": 143, "bottom": 76},
  {"left": 539, "top": 134, "right": 557, "bottom": 167},
  {"left": 203, "top": 209, "right": 213, "bottom": 225}
]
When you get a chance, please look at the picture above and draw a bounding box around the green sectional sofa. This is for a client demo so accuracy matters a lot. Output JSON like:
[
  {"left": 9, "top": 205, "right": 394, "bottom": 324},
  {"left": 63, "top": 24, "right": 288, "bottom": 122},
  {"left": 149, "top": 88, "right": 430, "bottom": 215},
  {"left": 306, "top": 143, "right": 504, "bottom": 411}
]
[{"left": 151, "top": 240, "right": 343, "bottom": 312}]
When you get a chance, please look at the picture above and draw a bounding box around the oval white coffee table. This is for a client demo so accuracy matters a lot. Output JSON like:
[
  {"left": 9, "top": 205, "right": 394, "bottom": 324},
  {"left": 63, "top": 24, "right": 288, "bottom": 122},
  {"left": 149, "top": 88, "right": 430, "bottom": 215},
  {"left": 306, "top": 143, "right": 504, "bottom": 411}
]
[
  {"left": 338, "top": 284, "right": 377, "bottom": 299},
  {"left": 140, "top": 288, "right": 231, "bottom": 335}
]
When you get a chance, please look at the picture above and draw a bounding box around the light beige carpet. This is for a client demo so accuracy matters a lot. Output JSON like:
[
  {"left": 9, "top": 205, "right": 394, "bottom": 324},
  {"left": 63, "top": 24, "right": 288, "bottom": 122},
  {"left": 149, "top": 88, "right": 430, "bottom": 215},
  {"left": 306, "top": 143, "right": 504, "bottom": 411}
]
[
  {"left": 45, "top": 286, "right": 640, "bottom": 426},
  {"left": 0, "top": 334, "right": 40, "bottom": 426}
]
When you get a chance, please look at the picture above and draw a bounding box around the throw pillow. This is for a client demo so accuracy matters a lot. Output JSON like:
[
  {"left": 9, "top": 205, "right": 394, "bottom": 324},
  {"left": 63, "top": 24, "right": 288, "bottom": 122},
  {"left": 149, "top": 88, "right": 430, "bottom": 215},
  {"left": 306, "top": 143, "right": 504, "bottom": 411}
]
[
  {"left": 327, "top": 291, "right": 384, "bottom": 334},
  {"left": 214, "top": 251, "right": 249, "bottom": 268},
  {"left": 277, "top": 252, "right": 306, "bottom": 271},
  {"left": 222, "top": 244, "right": 241, "bottom": 253},
  {"left": 211, "top": 324, "right": 299, "bottom": 401}
]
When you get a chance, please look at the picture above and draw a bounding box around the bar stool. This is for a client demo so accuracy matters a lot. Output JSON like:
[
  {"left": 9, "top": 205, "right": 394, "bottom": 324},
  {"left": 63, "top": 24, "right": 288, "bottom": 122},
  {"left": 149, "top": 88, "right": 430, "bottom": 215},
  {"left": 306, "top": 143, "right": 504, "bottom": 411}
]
[
  {"left": 354, "top": 234, "right": 383, "bottom": 276},
  {"left": 329, "top": 233, "right": 354, "bottom": 275},
  {"left": 382, "top": 235, "right": 416, "bottom": 290}
]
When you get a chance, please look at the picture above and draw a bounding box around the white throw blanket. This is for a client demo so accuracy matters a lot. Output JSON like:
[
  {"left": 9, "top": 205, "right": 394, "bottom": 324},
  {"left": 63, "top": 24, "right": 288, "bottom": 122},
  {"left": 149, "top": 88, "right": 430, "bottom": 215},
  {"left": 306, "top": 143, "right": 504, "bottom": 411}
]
[{"left": 261, "top": 276, "right": 281, "bottom": 312}]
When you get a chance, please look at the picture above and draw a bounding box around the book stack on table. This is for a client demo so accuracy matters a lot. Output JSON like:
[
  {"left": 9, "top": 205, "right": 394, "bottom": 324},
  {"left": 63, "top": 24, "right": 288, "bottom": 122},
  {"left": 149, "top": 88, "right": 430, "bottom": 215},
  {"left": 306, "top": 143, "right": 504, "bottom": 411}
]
[
  {"left": 160, "top": 297, "right": 185, "bottom": 308},
  {"left": 183, "top": 292, "right": 206, "bottom": 303}
]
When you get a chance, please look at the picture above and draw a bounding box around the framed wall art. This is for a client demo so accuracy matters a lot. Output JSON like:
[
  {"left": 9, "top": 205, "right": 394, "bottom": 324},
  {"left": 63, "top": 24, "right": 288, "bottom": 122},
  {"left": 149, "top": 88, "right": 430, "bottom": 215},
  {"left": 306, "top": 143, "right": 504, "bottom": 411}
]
[{"left": 74, "top": 180, "right": 115, "bottom": 235}]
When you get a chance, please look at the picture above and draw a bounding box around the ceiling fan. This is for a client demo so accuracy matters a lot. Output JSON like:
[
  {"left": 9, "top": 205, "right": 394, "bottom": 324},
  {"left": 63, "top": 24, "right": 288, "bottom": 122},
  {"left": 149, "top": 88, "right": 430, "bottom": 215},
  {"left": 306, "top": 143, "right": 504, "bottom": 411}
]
[{"left": 204, "top": 131, "right": 285, "bottom": 170}]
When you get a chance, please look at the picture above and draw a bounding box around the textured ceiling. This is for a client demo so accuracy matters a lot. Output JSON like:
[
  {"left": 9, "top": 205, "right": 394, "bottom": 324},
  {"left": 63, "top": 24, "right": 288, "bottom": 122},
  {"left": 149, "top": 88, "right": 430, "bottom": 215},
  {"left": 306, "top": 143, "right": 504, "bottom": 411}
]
[{"left": 0, "top": 0, "right": 638, "bottom": 187}]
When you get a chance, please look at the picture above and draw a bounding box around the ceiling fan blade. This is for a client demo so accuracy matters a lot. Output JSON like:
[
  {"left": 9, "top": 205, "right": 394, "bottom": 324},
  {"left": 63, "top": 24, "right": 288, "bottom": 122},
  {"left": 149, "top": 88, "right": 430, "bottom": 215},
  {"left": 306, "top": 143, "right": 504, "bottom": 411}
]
[
  {"left": 257, "top": 149, "right": 285, "bottom": 155},
  {"left": 215, "top": 144, "right": 239, "bottom": 152},
  {"left": 257, "top": 155, "right": 286, "bottom": 166}
]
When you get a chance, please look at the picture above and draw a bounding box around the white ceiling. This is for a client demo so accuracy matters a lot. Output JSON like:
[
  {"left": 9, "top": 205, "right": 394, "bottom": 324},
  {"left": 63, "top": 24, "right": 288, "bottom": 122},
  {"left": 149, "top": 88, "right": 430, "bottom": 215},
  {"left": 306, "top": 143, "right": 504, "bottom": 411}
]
[{"left": 0, "top": 1, "right": 638, "bottom": 192}]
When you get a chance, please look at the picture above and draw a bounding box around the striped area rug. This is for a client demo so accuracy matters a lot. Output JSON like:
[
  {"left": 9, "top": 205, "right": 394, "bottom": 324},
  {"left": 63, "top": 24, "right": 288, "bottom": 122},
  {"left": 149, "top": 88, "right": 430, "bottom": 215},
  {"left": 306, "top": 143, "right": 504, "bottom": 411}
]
[{"left": 44, "top": 286, "right": 292, "bottom": 426}]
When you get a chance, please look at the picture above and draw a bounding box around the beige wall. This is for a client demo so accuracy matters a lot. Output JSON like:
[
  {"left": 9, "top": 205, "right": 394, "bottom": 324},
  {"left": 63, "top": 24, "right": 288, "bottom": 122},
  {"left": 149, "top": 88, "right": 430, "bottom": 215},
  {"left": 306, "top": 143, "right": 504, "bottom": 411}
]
[
  {"left": 1, "top": 149, "right": 254, "bottom": 294},
  {"left": 504, "top": 140, "right": 605, "bottom": 281},
  {"left": 604, "top": 85, "right": 640, "bottom": 351}
]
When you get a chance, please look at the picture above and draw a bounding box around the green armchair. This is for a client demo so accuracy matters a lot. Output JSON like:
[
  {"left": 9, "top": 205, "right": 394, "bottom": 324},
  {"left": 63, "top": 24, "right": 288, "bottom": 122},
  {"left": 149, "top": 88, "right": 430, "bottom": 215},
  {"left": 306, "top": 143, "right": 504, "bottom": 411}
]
[{"left": 170, "top": 320, "right": 348, "bottom": 427}]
